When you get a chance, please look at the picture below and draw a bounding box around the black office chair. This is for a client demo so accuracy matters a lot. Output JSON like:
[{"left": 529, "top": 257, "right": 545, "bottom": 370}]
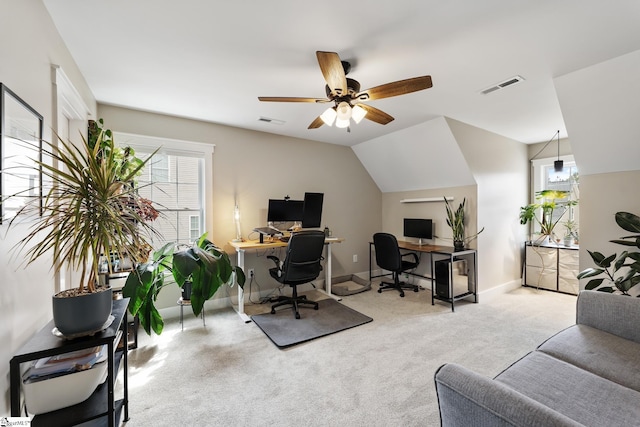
[
  {"left": 373, "top": 232, "right": 420, "bottom": 297},
  {"left": 267, "top": 230, "right": 326, "bottom": 319}
]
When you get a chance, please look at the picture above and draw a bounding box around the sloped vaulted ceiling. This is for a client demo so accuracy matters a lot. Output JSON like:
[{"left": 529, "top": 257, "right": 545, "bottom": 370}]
[
  {"left": 351, "top": 116, "right": 475, "bottom": 193},
  {"left": 554, "top": 49, "right": 640, "bottom": 176}
]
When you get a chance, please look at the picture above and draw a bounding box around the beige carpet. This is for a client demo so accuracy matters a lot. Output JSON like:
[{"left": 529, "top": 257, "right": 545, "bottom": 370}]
[{"left": 124, "top": 285, "right": 577, "bottom": 426}]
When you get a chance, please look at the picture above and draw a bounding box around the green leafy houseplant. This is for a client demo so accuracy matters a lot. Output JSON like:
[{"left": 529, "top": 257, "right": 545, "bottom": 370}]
[
  {"left": 122, "top": 234, "right": 246, "bottom": 335},
  {"left": 519, "top": 190, "right": 573, "bottom": 244},
  {"left": 562, "top": 219, "right": 579, "bottom": 246},
  {"left": 444, "top": 197, "right": 484, "bottom": 250},
  {"left": 88, "top": 119, "right": 144, "bottom": 183},
  {"left": 7, "top": 127, "right": 159, "bottom": 335},
  {"left": 577, "top": 212, "right": 640, "bottom": 296}
]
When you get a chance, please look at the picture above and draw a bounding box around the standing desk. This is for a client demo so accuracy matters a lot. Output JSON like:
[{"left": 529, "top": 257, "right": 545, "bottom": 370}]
[
  {"left": 369, "top": 240, "right": 477, "bottom": 311},
  {"left": 229, "top": 236, "right": 344, "bottom": 322}
]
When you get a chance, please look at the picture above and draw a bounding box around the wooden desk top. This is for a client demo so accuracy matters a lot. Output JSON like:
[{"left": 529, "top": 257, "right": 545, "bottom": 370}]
[
  {"left": 396, "top": 240, "right": 450, "bottom": 253},
  {"left": 378, "top": 240, "right": 476, "bottom": 255},
  {"left": 229, "top": 236, "right": 344, "bottom": 251}
]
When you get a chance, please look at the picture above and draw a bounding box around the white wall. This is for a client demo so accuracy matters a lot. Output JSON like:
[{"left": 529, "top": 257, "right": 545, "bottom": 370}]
[
  {"left": 0, "top": 0, "right": 96, "bottom": 414},
  {"left": 352, "top": 117, "right": 476, "bottom": 193},
  {"left": 579, "top": 171, "right": 640, "bottom": 296},
  {"left": 447, "top": 118, "right": 529, "bottom": 294},
  {"left": 98, "top": 104, "right": 382, "bottom": 309},
  {"left": 554, "top": 49, "right": 640, "bottom": 176},
  {"left": 375, "top": 117, "right": 529, "bottom": 295},
  {"left": 555, "top": 50, "right": 640, "bottom": 293}
]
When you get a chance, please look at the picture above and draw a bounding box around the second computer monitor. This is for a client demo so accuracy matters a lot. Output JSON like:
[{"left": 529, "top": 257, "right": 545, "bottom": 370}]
[
  {"left": 302, "top": 192, "right": 324, "bottom": 228},
  {"left": 404, "top": 218, "right": 433, "bottom": 245}
]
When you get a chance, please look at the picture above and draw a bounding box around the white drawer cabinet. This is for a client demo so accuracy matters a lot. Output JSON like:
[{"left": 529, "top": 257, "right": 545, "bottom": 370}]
[{"left": 524, "top": 244, "right": 579, "bottom": 295}]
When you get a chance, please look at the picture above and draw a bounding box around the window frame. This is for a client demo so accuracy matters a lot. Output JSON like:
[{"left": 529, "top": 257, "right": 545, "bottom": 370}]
[{"left": 113, "top": 132, "right": 214, "bottom": 245}]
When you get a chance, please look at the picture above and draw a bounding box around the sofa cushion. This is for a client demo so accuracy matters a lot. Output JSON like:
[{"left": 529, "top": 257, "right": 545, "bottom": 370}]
[
  {"left": 435, "top": 363, "right": 583, "bottom": 427},
  {"left": 576, "top": 291, "right": 640, "bottom": 344},
  {"left": 495, "top": 351, "right": 640, "bottom": 426},
  {"left": 537, "top": 324, "right": 640, "bottom": 392}
]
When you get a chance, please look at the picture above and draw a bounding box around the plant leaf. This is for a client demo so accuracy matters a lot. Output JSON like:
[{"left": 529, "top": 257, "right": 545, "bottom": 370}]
[
  {"left": 615, "top": 212, "right": 640, "bottom": 233},
  {"left": 584, "top": 278, "right": 604, "bottom": 290},
  {"left": 577, "top": 268, "right": 605, "bottom": 279}
]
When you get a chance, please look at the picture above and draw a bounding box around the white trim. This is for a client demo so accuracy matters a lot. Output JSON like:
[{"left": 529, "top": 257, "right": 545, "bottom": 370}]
[
  {"left": 400, "top": 197, "right": 454, "bottom": 203},
  {"left": 52, "top": 65, "right": 90, "bottom": 120},
  {"left": 477, "top": 279, "right": 523, "bottom": 303},
  {"left": 114, "top": 131, "right": 214, "bottom": 156}
]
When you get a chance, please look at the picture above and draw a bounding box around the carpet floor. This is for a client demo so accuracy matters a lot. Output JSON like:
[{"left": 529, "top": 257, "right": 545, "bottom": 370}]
[{"left": 124, "top": 285, "right": 577, "bottom": 426}]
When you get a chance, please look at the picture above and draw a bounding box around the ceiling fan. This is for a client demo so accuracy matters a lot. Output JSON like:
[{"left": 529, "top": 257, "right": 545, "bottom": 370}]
[{"left": 258, "top": 51, "right": 433, "bottom": 130}]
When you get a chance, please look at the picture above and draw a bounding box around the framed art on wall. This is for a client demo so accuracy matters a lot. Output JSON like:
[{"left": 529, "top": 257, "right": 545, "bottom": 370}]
[{"left": 0, "top": 83, "right": 43, "bottom": 223}]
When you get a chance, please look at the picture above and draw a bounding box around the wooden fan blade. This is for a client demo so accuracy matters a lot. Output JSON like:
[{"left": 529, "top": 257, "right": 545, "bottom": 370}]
[
  {"left": 258, "top": 96, "right": 329, "bottom": 103},
  {"left": 316, "top": 51, "right": 347, "bottom": 97},
  {"left": 356, "top": 76, "right": 433, "bottom": 101},
  {"left": 308, "top": 116, "right": 325, "bottom": 129},
  {"left": 357, "top": 103, "right": 395, "bottom": 125}
]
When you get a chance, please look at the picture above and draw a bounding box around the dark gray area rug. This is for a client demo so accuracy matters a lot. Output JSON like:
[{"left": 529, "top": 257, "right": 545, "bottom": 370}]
[{"left": 251, "top": 299, "right": 373, "bottom": 348}]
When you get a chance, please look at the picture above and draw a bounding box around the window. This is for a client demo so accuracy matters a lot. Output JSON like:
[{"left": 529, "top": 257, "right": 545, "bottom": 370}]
[
  {"left": 532, "top": 155, "right": 579, "bottom": 236},
  {"left": 150, "top": 153, "right": 170, "bottom": 182},
  {"left": 189, "top": 215, "right": 201, "bottom": 241},
  {"left": 115, "top": 133, "right": 214, "bottom": 249}
]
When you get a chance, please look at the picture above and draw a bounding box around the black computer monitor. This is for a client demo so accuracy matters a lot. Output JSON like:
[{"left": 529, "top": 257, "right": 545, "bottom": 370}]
[
  {"left": 302, "top": 192, "right": 324, "bottom": 228},
  {"left": 404, "top": 218, "right": 433, "bottom": 245},
  {"left": 267, "top": 199, "right": 304, "bottom": 222}
]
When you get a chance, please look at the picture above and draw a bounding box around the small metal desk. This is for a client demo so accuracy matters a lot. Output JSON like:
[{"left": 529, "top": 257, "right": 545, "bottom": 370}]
[{"left": 369, "top": 240, "right": 477, "bottom": 311}]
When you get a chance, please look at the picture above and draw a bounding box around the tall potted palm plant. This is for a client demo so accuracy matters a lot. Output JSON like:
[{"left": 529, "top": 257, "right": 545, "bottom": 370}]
[{"left": 8, "top": 126, "right": 159, "bottom": 337}]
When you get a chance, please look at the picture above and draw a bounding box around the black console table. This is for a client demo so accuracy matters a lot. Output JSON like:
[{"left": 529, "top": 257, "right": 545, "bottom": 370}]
[{"left": 10, "top": 298, "right": 130, "bottom": 426}]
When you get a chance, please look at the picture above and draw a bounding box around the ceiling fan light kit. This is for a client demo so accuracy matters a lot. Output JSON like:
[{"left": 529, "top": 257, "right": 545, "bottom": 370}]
[
  {"left": 320, "top": 107, "right": 337, "bottom": 126},
  {"left": 258, "top": 51, "right": 433, "bottom": 131}
]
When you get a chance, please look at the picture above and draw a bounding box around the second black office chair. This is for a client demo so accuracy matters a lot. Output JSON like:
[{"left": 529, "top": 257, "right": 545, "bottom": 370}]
[
  {"left": 268, "top": 230, "right": 326, "bottom": 319},
  {"left": 373, "top": 232, "right": 420, "bottom": 297}
]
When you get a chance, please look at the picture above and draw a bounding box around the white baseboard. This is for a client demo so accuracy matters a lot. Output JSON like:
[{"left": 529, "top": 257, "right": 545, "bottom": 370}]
[
  {"left": 477, "top": 279, "right": 522, "bottom": 303},
  {"left": 157, "top": 276, "right": 523, "bottom": 320}
]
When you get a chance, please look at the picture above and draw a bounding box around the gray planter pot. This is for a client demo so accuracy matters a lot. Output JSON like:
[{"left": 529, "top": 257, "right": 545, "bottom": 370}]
[{"left": 52, "top": 287, "right": 113, "bottom": 337}]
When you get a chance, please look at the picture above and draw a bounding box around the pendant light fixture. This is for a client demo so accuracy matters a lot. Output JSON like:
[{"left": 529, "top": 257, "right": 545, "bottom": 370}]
[{"left": 553, "top": 130, "right": 563, "bottom": 172}]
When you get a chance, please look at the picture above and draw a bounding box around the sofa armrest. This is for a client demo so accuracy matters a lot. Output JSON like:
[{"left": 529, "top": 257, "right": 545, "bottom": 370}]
[
  {"left": 576, "top": 290, "right": 640, "bottom": 343},
  {"left": 434, "top": 364, "right": 582, "bottom": 427}
]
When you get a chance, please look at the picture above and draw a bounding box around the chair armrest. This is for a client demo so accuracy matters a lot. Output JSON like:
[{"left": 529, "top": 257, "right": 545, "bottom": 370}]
[
  {"left": 434, "top": 364, "right": 581, "bottom": 427},
  {"left": 267, "top": 255, "right": 280, "bottom": 267},
  {"left": 576, "top": 290, "right": 640, "bottom": 343},
  {"left": 401, "top": 252, "right": 419, "bottom": 264}
]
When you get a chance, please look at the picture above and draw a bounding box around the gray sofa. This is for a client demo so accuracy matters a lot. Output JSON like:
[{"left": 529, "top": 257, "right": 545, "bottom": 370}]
[{"left": 434, "top": 290, "right": 640, "bottom": 426}]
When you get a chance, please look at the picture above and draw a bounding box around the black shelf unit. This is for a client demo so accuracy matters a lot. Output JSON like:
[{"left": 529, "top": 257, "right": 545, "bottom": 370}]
[
  {"left": 10, "top": 298, "right": 130, "bottom": 426},
  {"left": 430, "top": 248, "right": 477, "bottom": 311}
]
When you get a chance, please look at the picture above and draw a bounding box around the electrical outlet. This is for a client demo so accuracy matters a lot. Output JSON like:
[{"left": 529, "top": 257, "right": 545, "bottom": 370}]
[{"left": 248, "top": 268, "right": 254, "bottom": 278}]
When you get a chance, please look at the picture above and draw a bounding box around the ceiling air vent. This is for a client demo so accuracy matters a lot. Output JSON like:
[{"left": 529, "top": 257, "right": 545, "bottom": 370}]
[
  {"left": 258, "top": 116, "right": 285, "bottom": 125},
  {"left": 480, "top": 75, "right": 525, "bottom": 95}
]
